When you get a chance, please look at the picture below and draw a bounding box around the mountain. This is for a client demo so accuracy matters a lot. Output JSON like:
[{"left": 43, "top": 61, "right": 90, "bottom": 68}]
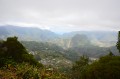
[
  {"left": 62, "top": 31, "right": 118, "bottom": 47},
  {"left": 0, "top": 25, "right": 119, "bottom": 62},
  {"left": 0, "top": 25, "right": 118, "bottom": 47},
  {"left": 70, "top": 34, "right": 90, "bottom": 47},
  {"left": 0, "top": 25, "right": 59, "bottom": 41}
]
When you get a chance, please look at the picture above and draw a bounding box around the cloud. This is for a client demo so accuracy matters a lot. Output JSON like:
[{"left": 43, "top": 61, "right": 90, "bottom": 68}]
[{"left": 0, "top": 0, "right": 120, "bottom": 33}]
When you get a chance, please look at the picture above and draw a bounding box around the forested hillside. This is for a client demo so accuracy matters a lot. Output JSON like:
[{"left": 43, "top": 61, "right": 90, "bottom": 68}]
[
  {"left": 0, "top": 31, "right": 120, "bottom": 78},
  {"left": 0, "top": 37, "right": 68, "bottom": 79},
  {"left": 21, "top": 41, "right": 119, "bottom": 61},
  {"left": 0, "top": 0, "right": 120, "bottom": 78},
  {"left": 0, "top": 26, "right": 120, "bottom": 79}
]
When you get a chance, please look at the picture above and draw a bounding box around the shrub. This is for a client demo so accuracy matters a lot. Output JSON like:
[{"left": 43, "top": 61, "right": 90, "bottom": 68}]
[{"left": 22, "top": 69, "right": 40, "bottom": 79}]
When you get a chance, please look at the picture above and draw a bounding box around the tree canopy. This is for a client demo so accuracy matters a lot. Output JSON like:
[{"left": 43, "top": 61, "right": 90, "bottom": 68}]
[
  {"left": 0, "top": 37, "right": 43, "bottom": 67},
  {"left": 116, "top": 31, "right": 120, "bottom": 53}
]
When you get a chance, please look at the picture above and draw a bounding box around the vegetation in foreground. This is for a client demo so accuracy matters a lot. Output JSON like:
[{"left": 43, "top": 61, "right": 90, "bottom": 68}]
[
  {"left": 0, "top": 31, "right": 120, "bottom": 79},
  {"left": 71, "top": 54, "right": 120, "bottom": 79},
  {"left": 0, "top": 37, "right": 67, "bottom": 79}
]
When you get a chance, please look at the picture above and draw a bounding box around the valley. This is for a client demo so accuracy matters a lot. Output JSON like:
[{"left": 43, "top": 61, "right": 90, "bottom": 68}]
[
  {"left": 0, "top": 25, "right": 117, "bottom": 71},
  {"left": 0, "top": 25, "right": 120, "bottom": 79}
]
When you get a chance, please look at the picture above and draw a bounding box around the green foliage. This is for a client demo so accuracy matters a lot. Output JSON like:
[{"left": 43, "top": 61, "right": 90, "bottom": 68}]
[
  {"left": 0, "top": 62, "right": 40, "bottom": 79},
  {"left": 0, "top": 37, "right": 43, "bottom": 67},
  {"left": 85, "top": 55, "right": 120, "bottom": 79},
  {"left": 71, "top": 54, "right": 120, "bottom": 79},
  {"left": 71, "top": 55, "right": 89, "bottom": 79},
  {"left": 0, "top": 57, "right": 16, "bottom": 67},
  {"left": 16, "top": 63, "right": 39, "bottom": 78},
  {"left": 3, "top": 37, "right": 27, "bottom": 61},
  {"left": 116, "top": 31, "right": 120, "bottom": 53},
  {"left": 0, "top": 62, "right": 68, "bottom": 79},
  {"left": 0, "top": 31, "right": 119, "bottom": 79},
  {"left": 22, "top": 68, "right": 39, "bottom": 79}
]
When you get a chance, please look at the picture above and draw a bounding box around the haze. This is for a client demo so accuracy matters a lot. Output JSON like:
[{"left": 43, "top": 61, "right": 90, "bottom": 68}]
[{"left": 0, "top": 0, "right": 120, "bottom": 33}]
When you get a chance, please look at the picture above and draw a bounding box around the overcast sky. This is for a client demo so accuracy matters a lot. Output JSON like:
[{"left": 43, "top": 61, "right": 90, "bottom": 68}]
[{"left": 0, "top": 0, "right": 120, "bottom": 33}]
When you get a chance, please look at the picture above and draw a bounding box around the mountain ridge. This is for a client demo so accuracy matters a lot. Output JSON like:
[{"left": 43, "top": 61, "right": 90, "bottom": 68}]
[
  {"left": 0, "top": 25, "right": 118, "bottom": 47},
  {"left": 0, "top": 25, "right": 59, "bottom": 41}
]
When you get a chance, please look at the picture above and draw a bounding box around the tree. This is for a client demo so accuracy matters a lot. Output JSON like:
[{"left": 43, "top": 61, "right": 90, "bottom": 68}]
[
  {"left": 116, "top": 31, "right": 120, "bottom": 53},
  {"left": 85, "top": 55, "right": 120, "bottom": 79},
  {"left": 0, "top": 37, "right": 43, "bottom": 67},
  {"left": 3, "top": 37, "right": 28, "bottom": 62},
  {"left": 71, "top": 55, "right": 89, "bottom": 79}
]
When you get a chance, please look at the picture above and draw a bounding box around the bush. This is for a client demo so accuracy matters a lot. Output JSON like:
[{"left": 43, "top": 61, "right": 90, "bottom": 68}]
[
  {"left": 0, "top": 57, "right": 16, "bottom": 67},
  {"left": 22, "top": 69, "right": 40, "bottom": 79},
  {"left": 85, "top": 55, "right": 120, "bottom": 79}
]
